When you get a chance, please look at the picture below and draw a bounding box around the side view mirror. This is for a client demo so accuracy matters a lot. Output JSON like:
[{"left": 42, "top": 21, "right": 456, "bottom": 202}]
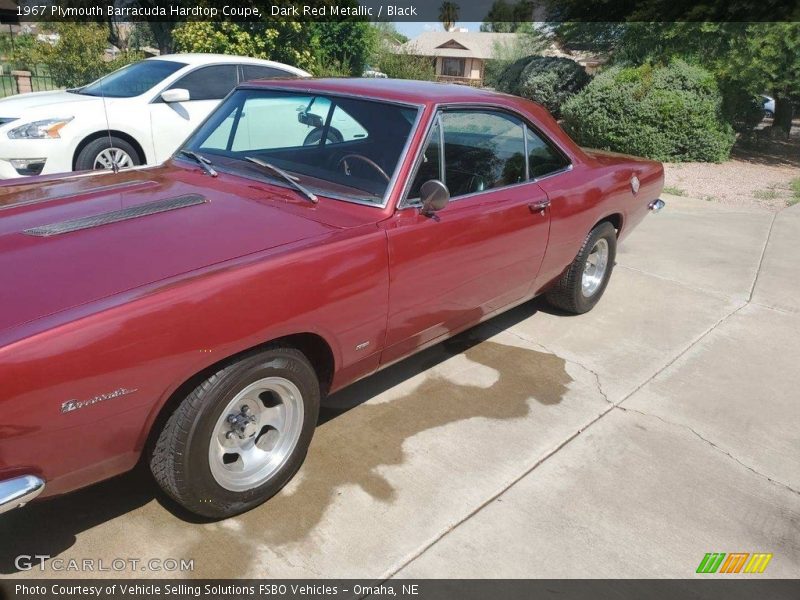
[
  {"left": 161, "top": 88, "right": 190, "bottom": 103},
  {"left": 419, "top": 179, "right": 449, "bottom": 216}
]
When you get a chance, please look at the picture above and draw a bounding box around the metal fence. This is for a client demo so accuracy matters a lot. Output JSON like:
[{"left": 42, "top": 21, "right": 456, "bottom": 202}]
[{"left": 0, "top": 67, "right": 58, "bottom": 98}]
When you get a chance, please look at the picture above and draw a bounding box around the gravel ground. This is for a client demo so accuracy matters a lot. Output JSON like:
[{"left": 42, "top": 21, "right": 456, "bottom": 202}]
[{"left": 663, "top": 121, "right": 800, "bottom": 211}]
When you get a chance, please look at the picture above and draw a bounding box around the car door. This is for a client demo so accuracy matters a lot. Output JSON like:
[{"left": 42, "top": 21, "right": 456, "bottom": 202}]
[
  {"left": 148, "top": 64, "right": 240, "bottom": 163},
  {"left": 380, "top": 108, "right": 553, "bottom": 364}
]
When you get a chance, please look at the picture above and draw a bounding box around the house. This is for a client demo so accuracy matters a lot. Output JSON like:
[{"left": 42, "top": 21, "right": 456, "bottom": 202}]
[
  {"left": 399, "top": 31, "right": 608, "bottom": 86},
  {"left": 400, "top": 32, "right": 520, "bottom": 86}
]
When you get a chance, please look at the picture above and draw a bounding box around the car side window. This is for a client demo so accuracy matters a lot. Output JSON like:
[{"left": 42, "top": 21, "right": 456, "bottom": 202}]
[
  {"left": 527, "top": 126, "right": 569, "bottom": 178},
  {"left": 241, "top": 65, "right": 296, "bottom": 81},
  {"left": 441, "top": 110, "right": 526, "bottom": 198},
  {"left": 407, "top": 116, "right": 442, "bottom": 200},
  {"left": 169, "top": 65, "right": 239, "bottom": 101}
]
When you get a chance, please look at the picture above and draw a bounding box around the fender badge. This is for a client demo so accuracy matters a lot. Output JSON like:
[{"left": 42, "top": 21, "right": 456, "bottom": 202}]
[
  {"left": 631, "top": 176, "right": 641, "bottom": 194},
  {"left": 61, "top": 388, "right": 138, "bottom": 414}
]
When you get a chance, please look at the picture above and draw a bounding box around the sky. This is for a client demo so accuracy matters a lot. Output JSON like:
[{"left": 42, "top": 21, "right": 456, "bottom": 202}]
[{"left": 395, "top": 22, "right": 484, "bottom": 39}]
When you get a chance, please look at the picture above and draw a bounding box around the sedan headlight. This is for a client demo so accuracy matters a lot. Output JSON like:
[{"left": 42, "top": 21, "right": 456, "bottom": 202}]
[{"left": 7, "top": 118, "right": 73, "bottom": 140}]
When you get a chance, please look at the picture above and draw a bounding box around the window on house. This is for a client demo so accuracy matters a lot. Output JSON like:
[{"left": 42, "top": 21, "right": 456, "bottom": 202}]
[{"left": 441, "top": 58, "right": 466, "bottom": 77}]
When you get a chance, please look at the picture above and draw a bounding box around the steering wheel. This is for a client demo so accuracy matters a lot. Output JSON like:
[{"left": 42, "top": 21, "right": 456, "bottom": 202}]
[{"left": 337, "top": 154, "right": 390, "bottom": 183}]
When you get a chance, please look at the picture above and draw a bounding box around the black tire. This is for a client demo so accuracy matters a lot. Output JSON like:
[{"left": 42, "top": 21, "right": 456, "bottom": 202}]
[
  {"left": 75, "top": 136, "right": 142, "bottom": 171},
  {"left": 545, "top": 221, "right": 617, "bottom": 314},
  {"left": 149, "top": 346, "right": 320, "bottom": 519}
]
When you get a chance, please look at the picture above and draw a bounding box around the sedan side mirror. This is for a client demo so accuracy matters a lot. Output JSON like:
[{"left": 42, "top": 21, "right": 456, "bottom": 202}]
[
  {"left": 161, "top": 88, "right": 190, "bottom": 103},
  {"left": 419, "top": 180, "right": 449, "bottom": 216}
]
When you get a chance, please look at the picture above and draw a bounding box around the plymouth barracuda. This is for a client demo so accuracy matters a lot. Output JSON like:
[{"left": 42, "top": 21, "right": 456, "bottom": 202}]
[{"left": 0, "top": 78, "right": 664, "bottom": 519}]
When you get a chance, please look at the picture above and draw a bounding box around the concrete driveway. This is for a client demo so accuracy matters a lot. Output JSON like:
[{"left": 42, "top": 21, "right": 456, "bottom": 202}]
[{"left": 1, "top": 196, "right": 798, "bottom": 579}]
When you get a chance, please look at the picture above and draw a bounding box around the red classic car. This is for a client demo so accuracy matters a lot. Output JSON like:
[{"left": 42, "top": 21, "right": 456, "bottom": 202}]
[{"left": 0, "top": 78, "right": 664, "bottom": 518}]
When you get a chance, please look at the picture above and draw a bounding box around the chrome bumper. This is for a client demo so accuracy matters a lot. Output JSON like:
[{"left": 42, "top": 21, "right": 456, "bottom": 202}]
[
  {"left": 649, "top": 199, "right": 666, "bottom": 213},
  {"left": 0, "top": 475, "right": 45, "bottom": 515}
]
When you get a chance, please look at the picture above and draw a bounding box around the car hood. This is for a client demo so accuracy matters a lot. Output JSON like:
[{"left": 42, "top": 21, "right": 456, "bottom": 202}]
[
  {"left": 0, "top": 163, "right": 367, "bottom": 334},
  {"left": 0, "top": 90, "right": 101, "bottom": 118}
]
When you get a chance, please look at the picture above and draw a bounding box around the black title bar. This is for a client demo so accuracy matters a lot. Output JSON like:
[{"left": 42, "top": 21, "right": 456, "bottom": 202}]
[
  {"left": 2, "top": 579, "right": 800, "bottom": 600},
  {"left": 5, "top": 0, "right": 800, "bottom": 23}
]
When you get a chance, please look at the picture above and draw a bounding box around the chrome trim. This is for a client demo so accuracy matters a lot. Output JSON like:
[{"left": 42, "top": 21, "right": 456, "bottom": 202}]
[
  {"left": 649, "top": 198, "right": 666, "bottom": 213},
  {"left": 0, "top": 475, "right": 45, "bottom": 515},
  {"left": 532, "top": 163, "right": 574, "bottom": 182},
  {"left": 23, "top": 194, "right": 207, "bottom": 237}
]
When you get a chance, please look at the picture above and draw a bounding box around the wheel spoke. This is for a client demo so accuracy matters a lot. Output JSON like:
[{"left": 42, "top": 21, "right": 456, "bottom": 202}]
[{"left": 258, "top": 405, "right": 285, "bottom": 431}]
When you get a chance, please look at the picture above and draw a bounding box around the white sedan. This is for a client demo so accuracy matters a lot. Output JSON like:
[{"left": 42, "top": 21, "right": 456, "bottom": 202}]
[{"left": 0, "top": 54, "right": 309, "bottom": 178}]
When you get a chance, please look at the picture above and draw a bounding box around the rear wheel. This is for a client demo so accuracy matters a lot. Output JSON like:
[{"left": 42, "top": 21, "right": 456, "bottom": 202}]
[
  {"left": 75, "top": 136, "right": 141, "bottom": 172},
  {"left": 149, "top": 346, "right": 320, "bottom": 519},
  {"left": 545, "top": 221, "right": 617, "bottom": 314}
]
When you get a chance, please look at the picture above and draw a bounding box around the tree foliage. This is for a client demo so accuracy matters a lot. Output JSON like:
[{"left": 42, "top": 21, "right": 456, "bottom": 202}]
[
  {"left": 480, "top": 0, "right": 536, "bottom": 32},
  {"left": 496, "top": 56, "right": 590, "bottom": 117},
  {"left": 556, "top": 22, "right": 800, "bottom": 136},
  {"left": 173, "top": 22, "right": 316, "bottom": 72},
  {"left": 173, "top": 19, "right": 376, "bottom": 76},
  {"left": 373, "top": 46, "right": 436, "bottom": 81},
  {"left": 482, "top": 29, "right": 547, "bottom": 88},
  {"left": 562, "top": 60, "right": 735, "bottom": 162},
  {"left": 30, "top": 23, "right": 141, "bottom": 87},
  {"left": 438, "top": 2, "right": 460, "bottom": 31}
]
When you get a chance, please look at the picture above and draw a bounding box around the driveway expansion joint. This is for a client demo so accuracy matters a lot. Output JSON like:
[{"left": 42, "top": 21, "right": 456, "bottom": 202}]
[
  {"left": 381, "top": 403, "right": 616, "bottom": 582},
  {"left": 616, "top": 263, "right": 739, "bottom": 303},
  {"left": 748, "top": 211, "right": 778, "bottom": 302},
  {"left": 615, "top": 406, "right": 800, "bottom": 497}
]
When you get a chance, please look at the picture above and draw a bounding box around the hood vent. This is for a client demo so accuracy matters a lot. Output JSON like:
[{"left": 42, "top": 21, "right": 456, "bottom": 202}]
[{"left": 23, "top": 194, "right": 207, "bottom": 237}]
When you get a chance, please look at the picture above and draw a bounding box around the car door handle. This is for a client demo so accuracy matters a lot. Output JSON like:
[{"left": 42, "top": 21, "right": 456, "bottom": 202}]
[{"left": 528, "top": 199, "right": 551, "bottom": 214}]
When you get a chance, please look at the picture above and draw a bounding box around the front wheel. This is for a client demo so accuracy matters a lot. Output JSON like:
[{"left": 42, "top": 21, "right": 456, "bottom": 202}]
[
  {"left": 149, "top": 347, "right": 320, "bottom": 519},
  {"left": 75, "top": 136, "right": 141, "bottom": 172},
  {"left": 545, "top": 221, "right": 617, "bottom": 314}
]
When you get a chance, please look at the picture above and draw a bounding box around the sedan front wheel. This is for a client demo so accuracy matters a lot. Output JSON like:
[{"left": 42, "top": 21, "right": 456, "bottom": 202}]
[{"left": 75, "top": 136, "right": 141, "bottom": 172}]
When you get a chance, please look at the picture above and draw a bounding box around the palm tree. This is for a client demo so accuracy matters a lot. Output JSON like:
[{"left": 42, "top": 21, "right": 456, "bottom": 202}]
[{"left": 438, "top": 2, "right": 460, "bottom": 32}]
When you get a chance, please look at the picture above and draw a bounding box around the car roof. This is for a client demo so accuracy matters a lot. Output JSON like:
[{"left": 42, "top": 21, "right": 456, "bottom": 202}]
[
  {"left": 150, "top": 53, "right": 309, "bottom": 76},
  {"left": 241, "top": 77, "right": 513, "bottom": 106}
]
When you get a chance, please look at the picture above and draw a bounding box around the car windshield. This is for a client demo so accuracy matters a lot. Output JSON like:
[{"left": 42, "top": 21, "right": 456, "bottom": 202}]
[
  {"left": 75, "top": 60, "right": 186, "bottom": 98},
  {"left": 181, "top": 89, "right": 419, "bottom": 204}
]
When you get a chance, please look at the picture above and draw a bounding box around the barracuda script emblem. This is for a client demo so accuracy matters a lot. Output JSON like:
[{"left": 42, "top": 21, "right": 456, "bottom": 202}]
[{"left": 61, "top": 388, "right": 138, "bottom": 414}]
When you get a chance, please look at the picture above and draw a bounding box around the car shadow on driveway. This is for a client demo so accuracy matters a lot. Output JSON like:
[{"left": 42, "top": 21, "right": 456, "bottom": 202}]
[{"left": 0, "top": 298, "right": 558, "bottom": 575}]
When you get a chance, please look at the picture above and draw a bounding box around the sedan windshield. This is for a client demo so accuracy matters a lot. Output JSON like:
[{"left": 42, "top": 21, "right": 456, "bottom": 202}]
[
  {"left": 75, "top": 60, "right": 186, "bottom": 98},
  {"left": 181, "top": 89, "right": 419, "bottom": 204}
]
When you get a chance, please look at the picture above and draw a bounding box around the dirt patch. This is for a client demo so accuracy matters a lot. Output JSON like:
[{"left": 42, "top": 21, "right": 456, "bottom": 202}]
[{"left": 663, "top": 121, "right": 800, "bottom": 211}]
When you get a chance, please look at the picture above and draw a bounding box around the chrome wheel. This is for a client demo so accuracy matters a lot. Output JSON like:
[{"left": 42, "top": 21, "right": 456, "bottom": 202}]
[
  {"left": 581, "top": 238, "right": 609, "bottom": 297},
  {"left": 208, "top": 377, "right": 304, "bottom": 492},
  {"left": 93, "top": 147, "right": 133, "bottom": 170}
]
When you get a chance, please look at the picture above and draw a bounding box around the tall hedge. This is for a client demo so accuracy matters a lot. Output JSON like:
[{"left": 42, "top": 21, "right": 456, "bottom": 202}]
[
  {"left": 562, "top": 60, "right": 735, "bottom": 162},
  {"left": 496, "top": 56, "right": 590, "bottom": 118}
]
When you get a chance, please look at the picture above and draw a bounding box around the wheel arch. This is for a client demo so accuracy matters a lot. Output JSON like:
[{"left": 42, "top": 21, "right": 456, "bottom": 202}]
[
  {"left": 73, "top": 130, "right": 147, "bottom": 170},
  {"left": 597, "top": 212, "right": 623, "bottom": 237},
  {"left": 141, "top": 331, "right": 335, "bottom": 456}
]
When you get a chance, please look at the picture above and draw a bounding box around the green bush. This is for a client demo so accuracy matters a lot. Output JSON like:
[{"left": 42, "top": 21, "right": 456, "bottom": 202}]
[
  {"left": 496, "top": 56, "right": 590, "bottom": 118},
  {"left": 373, "top": 46, "right": 435, "bottom": 81},
  {"left": 562, "top": 60, "right": 735, "bottom": 162},
  {"left": 721, "top": 87, "right": 764, "bottom": 135}
]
